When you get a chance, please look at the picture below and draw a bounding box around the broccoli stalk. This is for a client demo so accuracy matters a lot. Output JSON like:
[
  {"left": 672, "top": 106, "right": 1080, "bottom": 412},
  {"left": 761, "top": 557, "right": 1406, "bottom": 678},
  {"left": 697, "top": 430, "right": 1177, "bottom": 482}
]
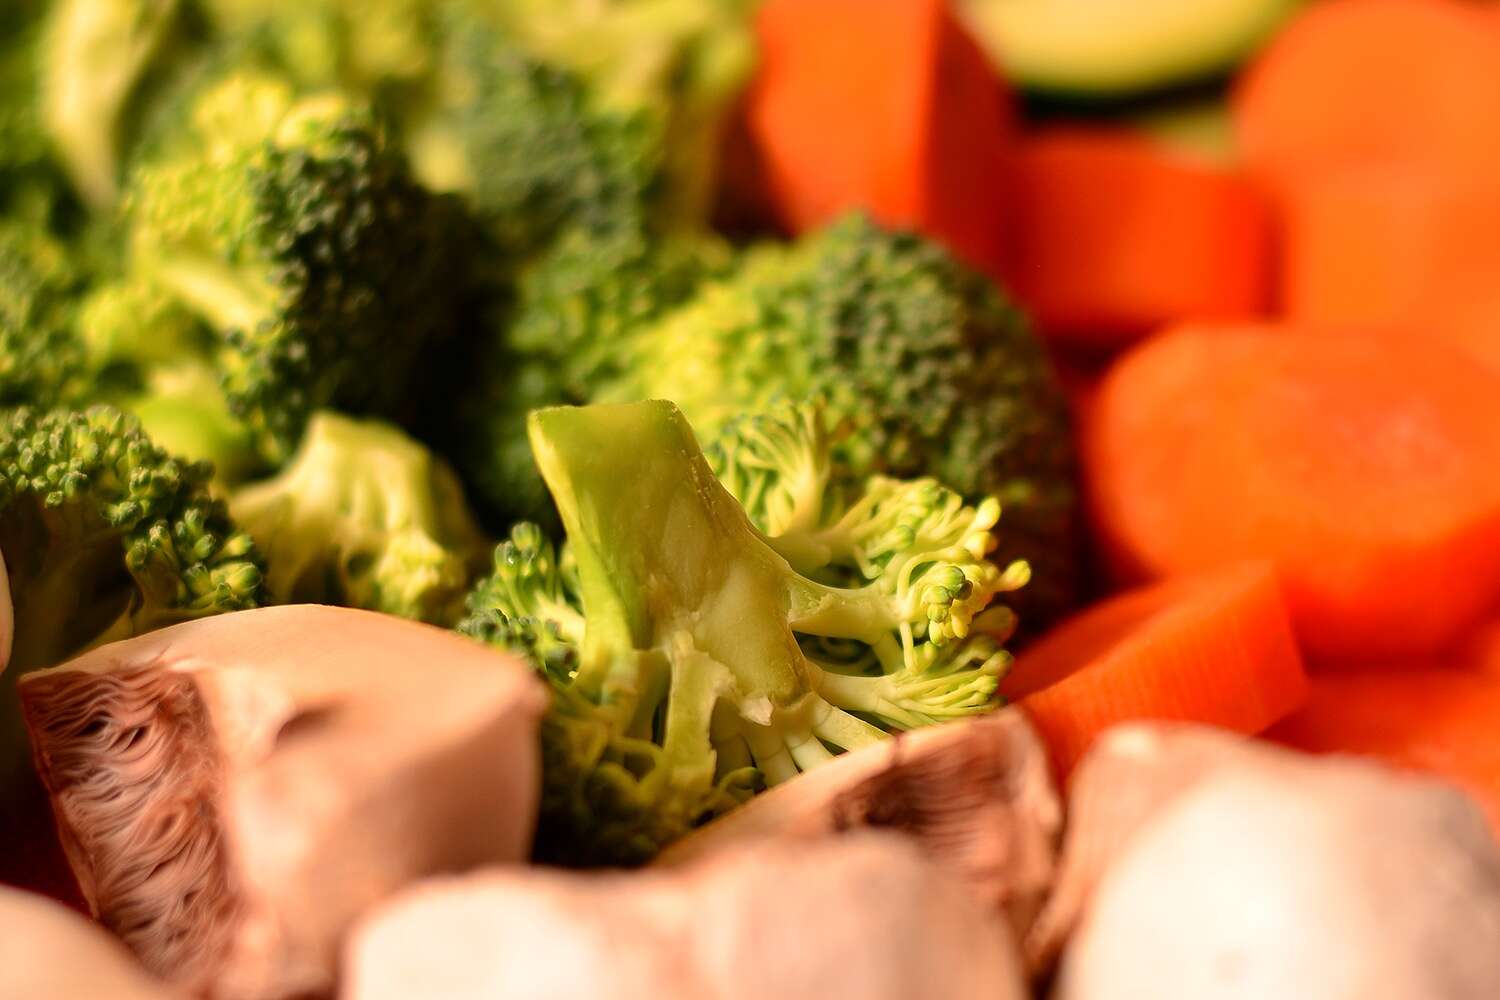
[
  {"left": 462, "top": 400, "right": 1023, "bottom": 863},
  {"left": 230, "top": 411, "right": 489, "bottom": 625}
]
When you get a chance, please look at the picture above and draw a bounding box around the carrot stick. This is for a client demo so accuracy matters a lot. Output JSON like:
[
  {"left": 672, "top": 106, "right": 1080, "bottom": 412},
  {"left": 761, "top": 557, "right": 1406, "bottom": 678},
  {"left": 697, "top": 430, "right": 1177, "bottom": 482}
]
[
  {"left": 1268, "top": 670, "right": 1500, "bottom": 831},
  {"left": 742, "top": 0, "right": 1014, "bottom": 278},
  {"left": 1012, "top": 563, "right": 1308, "bottom": 781},
  {"left": 1282, "top": 166, "right": 1500, "bottom": 371},
  {"left": 1007, "top": 130, "right": 1272, "bottom": 350},
  {"left": 1084, "top": 325, "right": 1500, "bottom": 661},
  {"left": 1234, "top": 0, "right": 1500, "bottom": 192}
]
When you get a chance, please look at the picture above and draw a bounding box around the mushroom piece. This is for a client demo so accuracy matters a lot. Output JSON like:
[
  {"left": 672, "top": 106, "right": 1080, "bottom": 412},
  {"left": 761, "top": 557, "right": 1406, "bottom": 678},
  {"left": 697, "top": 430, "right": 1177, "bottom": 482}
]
[
  {"left": 1052, "top": 725, "right": 1500, "bottom": 1000},
  {"left": 19, "top": 605, "right": 547, "bottom": 1000},
  {"left": 344, "top": 832, "right": 1030, "bottom": 1000},
  {"left": 658, "top": 709, "right": 1061, "bottom": 940},
  {"left": 0, "top": 885, "right": 180, "bottom": 999}
]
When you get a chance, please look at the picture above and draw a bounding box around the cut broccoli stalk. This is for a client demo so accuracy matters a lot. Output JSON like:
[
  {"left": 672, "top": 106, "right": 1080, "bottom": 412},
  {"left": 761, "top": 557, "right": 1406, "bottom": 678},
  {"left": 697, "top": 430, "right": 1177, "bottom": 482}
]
[
  {"left": 463, "top": 400, "right": 1024, "bottom": 863},
  {"left": 230, "top": 411, "right": 488, "bottom": 625}
]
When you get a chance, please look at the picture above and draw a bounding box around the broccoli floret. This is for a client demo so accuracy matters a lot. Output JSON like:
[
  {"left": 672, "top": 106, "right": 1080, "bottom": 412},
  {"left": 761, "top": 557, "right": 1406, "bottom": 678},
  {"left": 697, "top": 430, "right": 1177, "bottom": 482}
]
[
  {"left": 0, "top": 222, "right": 88, "bottom": 409},
  {"left": 486, "top": 0, "right": 757, "bottom": 226},
  {"left": 0, "top": 405, "right": 265, "bottom": 791},
  {"left": 453, "top": 227, "right": 733, "bottom": 521},
  {"left": 125, "top": 67, "right": 475, "bottom": 464},
  {"left": 459, "top": 400, "right": 1023, "bottom": 864},
  {"left": 600, "top": 214, "right": 1080, "bottom": 632},
  {"left": 401, "top": 8, "right": 662, "bottom": 260},
  {"left": 231, "top": 411, "right": 489, "bottom": 625},
  {"left": 40, "top": 0, "right": 194, "bottom": 209}
]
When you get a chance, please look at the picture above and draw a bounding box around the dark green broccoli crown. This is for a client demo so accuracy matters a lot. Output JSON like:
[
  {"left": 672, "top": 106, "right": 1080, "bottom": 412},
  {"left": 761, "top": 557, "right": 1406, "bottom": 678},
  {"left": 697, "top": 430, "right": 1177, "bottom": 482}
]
[
  {"left": 0, "top": 223, "right": 88, "bottom": 409},
  {"left": 128, "top": 70, "right": 478, "bottom": 463},
  {"left": 0, "top": 405, "right": 264, "bottom": 673},
  {"left": 408, "top": 9, "right": 663, "bottom": 257},
  {"left": 221, "top": 116, "right": 475, "bottom": 460},
  {"left": 610, "top": 214, "right": 1080, "bottom": 630},
  {"left": 456, "top": 229, "right": 732, "bottom": 521}
]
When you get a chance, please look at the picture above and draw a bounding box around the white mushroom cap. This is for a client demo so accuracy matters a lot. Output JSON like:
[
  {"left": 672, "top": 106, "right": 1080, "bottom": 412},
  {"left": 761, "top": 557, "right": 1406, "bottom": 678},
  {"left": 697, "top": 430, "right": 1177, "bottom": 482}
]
[{"left": 1055, "top": 731, "right": 1500, "bottom": 1000}]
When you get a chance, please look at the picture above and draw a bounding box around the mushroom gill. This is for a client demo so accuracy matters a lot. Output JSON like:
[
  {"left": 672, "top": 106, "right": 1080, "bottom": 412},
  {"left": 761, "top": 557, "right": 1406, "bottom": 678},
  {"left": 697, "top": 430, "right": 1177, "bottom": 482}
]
[{"left": 22, "top": 664, "right": 237, "bottom": 988}]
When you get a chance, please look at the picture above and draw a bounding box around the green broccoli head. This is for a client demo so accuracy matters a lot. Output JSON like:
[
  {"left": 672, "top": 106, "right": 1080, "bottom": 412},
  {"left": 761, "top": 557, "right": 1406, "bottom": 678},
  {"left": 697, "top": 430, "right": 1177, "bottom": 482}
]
[
  {"left": 454, "top": 227, "right": 733, "bottom": 521},
  {"left": 602, "top": 214, "right": 1080, "bottom": 632},
  {"left": 402, "top": 7, "right": 663, "bottom": 259},
  {"left": 125, "top": 67, "right": 476, "bottom": 464},
  {"left": 485, "top": 0, "right": 757, "bottom": 226},
  {"left": 231, "top": 411, "right": 489, "bottom": 625},
  {"left": 0, "top": 222, "right": 89, "bottom": 409},
  {"left": 459, "top": 400, "right": 1023, "bottom": 864},
  {"left": 40, "top": 0, "right": 192, "bottom": 210}
]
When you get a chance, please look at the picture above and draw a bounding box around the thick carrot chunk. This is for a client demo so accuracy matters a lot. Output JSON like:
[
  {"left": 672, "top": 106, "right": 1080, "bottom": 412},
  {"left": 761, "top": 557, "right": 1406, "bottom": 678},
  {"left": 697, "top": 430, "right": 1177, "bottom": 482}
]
[
  {"left": 742, "top": 0, "right": 1013, "bottom": 278},
  {"left": 1013, "top": 563, "right": 1308, "bottom": 781},
  {"left": 1008, "top": 130, "right": 1272, "bottom": 349}
]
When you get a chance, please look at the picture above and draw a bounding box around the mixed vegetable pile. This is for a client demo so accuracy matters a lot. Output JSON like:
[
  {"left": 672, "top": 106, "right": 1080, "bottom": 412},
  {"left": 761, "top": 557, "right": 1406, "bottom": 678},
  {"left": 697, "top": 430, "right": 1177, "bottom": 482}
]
[{"left": 5, "top": 0, "right": 1500, "bottom": 997}]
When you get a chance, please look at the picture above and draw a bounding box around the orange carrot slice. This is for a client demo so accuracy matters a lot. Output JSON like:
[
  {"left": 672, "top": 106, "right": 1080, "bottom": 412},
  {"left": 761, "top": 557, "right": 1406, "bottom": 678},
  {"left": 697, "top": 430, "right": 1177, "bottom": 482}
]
[
  {"left": 1084, "top": 325, "right": 1500, "bottom": 661},
  {"left": 1007, "top": 129, "right": 1272, "bottom": 349},
  {"left": 743, "top": 0, "right": 1013, "bottom": 278},
  {"left": 1234, "top": 0, "right": 1500, "bottom": 192},
  {"left": 1013, "top": 563, "right": 1308, "bottom": 781}
]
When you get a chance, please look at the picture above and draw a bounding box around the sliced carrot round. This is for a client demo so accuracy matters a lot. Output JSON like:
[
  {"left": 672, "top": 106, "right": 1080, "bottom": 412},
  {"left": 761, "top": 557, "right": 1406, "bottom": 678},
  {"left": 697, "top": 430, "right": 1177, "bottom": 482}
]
[
  {"left": 1086, "top": 326, "right": 1500, "bottom": 662},
  {"left": 1012, "top": 563, "right": 1308, "bottom": 781}
]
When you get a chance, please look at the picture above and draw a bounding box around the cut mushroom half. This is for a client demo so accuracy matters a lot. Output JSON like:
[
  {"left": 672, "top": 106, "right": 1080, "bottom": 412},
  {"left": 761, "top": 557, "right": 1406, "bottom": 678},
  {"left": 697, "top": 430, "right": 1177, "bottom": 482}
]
[
  {"left": 19, "top": 604, "right": 547, "bottom": 1000},
  {"left": 658, "top": 709, "right": 1062, "bottom": 941}
]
